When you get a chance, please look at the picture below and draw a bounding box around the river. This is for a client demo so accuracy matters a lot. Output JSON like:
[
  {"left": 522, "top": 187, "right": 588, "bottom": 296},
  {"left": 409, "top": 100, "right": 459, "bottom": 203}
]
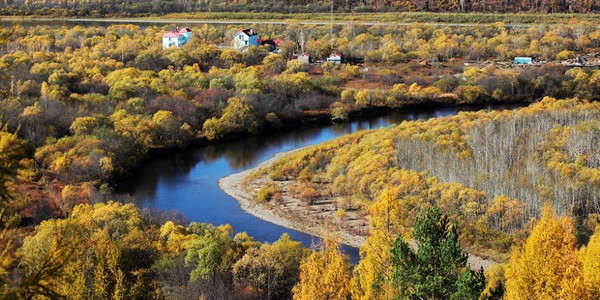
[{"left": 115, "top": 105, "right": 518, "bottom": 262}]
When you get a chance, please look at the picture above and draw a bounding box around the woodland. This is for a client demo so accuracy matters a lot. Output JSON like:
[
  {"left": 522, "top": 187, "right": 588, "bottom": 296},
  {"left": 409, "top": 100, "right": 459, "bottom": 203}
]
[
  {"left": 258, "top": 98, "right": 600, "bottom": 298},
  {"left": 1, "top": 0, "right": 600, "bottom": 16},
  {"left": 0, "top": 16, "right": 599, "bottom": 300}
]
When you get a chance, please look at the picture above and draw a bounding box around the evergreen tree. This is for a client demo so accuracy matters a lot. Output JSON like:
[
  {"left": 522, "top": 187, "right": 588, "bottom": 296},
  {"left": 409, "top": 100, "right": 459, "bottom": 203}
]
[{"left": 390, "top": 206, "right": 485, "bottom": 299}]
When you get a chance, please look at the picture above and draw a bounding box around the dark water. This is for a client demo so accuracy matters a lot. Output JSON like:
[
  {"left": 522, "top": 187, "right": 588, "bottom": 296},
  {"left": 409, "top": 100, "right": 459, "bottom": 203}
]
[{"left": 116, "top": 105, "right": 517, "bottom": 262}]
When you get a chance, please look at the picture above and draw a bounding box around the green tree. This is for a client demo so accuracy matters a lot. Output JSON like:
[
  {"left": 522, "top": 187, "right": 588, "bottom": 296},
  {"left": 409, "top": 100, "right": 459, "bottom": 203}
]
[
  {"left": 233, "top": 233, "right": 309, "bottom": 299},
  {"left": 390, "top": 206, "right": 485, "bottom": 299}
]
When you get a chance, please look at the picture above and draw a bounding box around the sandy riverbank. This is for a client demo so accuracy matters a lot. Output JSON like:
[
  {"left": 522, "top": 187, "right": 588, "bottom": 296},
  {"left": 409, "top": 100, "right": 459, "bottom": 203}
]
[
  {"left": 218, "top": 147, "right": 366, "bottom": 248},
  {"left": 218, "top": 148, "right": 497, "bottom": 269}
]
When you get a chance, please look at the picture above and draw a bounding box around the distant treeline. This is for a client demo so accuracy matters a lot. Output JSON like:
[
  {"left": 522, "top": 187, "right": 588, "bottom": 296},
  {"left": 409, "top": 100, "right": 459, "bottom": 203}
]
[{"left": 0, "top": 0, "right": 598, "bottom": 16}]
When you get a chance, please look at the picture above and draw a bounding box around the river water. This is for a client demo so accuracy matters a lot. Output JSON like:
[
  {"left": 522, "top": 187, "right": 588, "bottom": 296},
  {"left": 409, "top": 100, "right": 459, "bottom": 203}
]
[{"left": 116, "top": 105, "right": 515, "bottom": 262}]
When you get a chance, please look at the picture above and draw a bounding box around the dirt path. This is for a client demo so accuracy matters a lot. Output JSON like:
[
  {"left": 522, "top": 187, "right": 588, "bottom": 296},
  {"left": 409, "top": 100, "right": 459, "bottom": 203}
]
[{"left": 218, "top": 148, "right": 497, "bottom": 270}]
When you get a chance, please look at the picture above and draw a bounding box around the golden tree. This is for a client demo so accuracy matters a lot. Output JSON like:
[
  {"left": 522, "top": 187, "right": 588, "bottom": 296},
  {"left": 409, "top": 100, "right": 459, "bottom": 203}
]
[
  {"left": 293, "top": 236, "right": 351, "bottom": 300},
  {"left": 580, "top": 226, "right": 600, "bottom": 298},
  {"left": 351, "top": 187, "right": 402, "bottom": 299},
  {"left": 505, "top": 204, "right": 586, "bottom": 299}
]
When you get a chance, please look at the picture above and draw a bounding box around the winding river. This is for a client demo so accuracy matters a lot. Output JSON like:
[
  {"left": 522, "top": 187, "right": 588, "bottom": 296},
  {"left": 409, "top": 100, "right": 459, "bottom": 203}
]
[{"left": 116, "top": 105, "right": 517, "bottom": 262}]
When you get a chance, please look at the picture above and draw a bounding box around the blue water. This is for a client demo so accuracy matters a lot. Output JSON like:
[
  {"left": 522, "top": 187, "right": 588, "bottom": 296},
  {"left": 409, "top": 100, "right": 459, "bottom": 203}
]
[{"left": 116, "top": 105, "right": 511, "bottom": 262}]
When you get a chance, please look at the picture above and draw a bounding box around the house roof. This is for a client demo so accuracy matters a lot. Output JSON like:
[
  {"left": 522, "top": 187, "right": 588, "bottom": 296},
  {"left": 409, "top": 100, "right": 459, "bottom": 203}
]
[
  {"left": 299, "top": 53, "right": 310, "bottom": 56},
  {"left": 237, "top": 28, "right": 258, "bottom": 37},
  {"left": 329, "top": 53, "right": 342, "bottom": 58},
  {"left": 178, "top": 27, "right": 192, "bottom": 32},
  {"left": 163, "top": 32, "right": 183, "bottom": 38}
]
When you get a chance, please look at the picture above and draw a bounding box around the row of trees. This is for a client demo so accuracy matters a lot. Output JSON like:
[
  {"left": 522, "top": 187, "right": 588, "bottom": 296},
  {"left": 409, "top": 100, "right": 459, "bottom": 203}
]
[{"left": 0, "top": 0, "right": 598, "bottom": 15}]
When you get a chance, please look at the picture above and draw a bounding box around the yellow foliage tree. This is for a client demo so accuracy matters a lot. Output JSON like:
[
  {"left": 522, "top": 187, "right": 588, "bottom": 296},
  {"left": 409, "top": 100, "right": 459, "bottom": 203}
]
[
  {"left": 351, "top": 188, "right": 402, "bottom": 299},
  {"left": 580, "top": 226, "right": 600, "bottom": 298},
  {"left": 505, "top": 203, "right": 586, "bottom": 299},
  {"left": 293, "top": 236, "right": 351, "bottom": 300}
]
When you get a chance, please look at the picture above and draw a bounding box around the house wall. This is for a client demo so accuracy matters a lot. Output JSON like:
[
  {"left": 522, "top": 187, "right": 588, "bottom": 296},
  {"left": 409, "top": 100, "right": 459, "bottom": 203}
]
[
  {"left": 163, "top": 36, "right": 186, "bottom": 49},
  {"left": 234, "top": 32, "right": 259, "bottom": 50},
  {"left": 248, "top": 35, "right": 259, "bottom": 47},
  {"left": 234, "top": 33, "right": 248, "bottom": 50},
  {"left": 181, "top": 32, "right": 192, "bottom": 40},
  {"left": 298, "top": 55, "right": 310, "bottom": 63}
]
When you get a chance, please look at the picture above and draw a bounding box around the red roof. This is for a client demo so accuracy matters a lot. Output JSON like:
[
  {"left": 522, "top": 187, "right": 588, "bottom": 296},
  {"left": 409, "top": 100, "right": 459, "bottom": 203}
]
[
  {"left": 299, "top": 53, "right": 310, "bottom": 56},
  {"left": 163, "top": 32, "right": 183, "bottom": 38},
  {"left": 178, "top": 27, "right": 191, "bottom": 33}
]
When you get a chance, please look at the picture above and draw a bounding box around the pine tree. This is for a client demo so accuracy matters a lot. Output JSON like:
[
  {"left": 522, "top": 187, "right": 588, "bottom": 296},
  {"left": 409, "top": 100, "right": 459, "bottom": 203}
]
[{"left": 390, "top": 206, "right": 485, "bottom": 299}]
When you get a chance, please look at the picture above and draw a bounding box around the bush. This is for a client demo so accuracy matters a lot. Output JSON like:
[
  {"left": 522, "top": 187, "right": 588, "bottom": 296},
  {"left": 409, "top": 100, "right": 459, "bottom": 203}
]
[
  {"left": 298, "top": 186, "right": 319, "bottom": 205},
  {"left": 556, "top": 50, "right": 576, "bottom": 61},
  {"left": 269, "top": 168, "right": 286, "bottom": 181},
  {"left": 257, "top": 183, "right": 277, "bottom": 203}
]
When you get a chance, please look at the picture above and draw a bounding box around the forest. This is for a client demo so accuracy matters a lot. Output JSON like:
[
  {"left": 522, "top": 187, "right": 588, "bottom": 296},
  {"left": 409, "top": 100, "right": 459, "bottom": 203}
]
[
  {"left": 255, "top": 98, "right": 600, "bottom": 298},
  {"left": 0, "top": 16, "right": 599, "bottom": 299},
  {"left": 2, "top": 21, "right": 600, "bottom": 222},
  {"left": 1, "top": 0, "right": 600, "bottom": 17}
]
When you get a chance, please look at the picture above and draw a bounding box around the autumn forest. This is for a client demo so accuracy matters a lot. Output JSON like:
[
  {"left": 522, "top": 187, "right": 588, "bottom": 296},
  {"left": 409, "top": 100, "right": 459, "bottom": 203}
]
[{"left": 0, "top": 5, "right": 600, "bottom": 300}]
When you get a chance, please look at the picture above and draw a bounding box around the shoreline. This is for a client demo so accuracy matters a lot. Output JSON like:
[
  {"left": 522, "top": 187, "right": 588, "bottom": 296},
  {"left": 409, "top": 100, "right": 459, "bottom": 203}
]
[
  {"left": 218, "top": 146, "right": 366, "bottom": 248},
  {"left": 218, "top": 147, "right": 498, "bottom": 269}
]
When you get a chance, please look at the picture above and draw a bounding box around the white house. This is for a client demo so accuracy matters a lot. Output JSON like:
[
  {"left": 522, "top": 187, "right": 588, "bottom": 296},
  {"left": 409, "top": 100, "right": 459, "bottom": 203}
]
[
  {"left": 162, "top": 27, "right": 192, "bottom": 49},
  {"left": 298, "top": 53, "right": 311, "bottom": 63},
  {"left": 327, "top": 53, "right": 342, "bottom": 64},
  {"left": 233, "top": 28, "right": 259, "bottom": 50}
]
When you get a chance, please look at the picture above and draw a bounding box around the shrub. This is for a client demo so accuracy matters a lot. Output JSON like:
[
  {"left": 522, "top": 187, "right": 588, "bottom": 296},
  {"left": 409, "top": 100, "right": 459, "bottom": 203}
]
[
  {"left": 556, "top": 50, "right": 575, "bottom": 60},
  {"left": 298, "top": 186, "right": 319, "bottom": 205},
  {"left": 257, "top": 183, "right": 277, "bottom": 203}
]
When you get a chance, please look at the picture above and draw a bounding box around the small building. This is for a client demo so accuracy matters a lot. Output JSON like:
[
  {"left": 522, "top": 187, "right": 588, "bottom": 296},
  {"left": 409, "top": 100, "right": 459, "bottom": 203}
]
[
  {"left": 514, "top": 57, "right": 533, "bottom": 64},
  {"left": 327, "top": 53, "right": 342, "bottom": 64},
  {"left": 178, "top": 27, "right": 192, "bottom": 40},
  {"left": 162, "top": 27, "right": 192, "bottom": 49},
  {"left": 233, "top": 28, "right": 259, "bottom": 51},
  {"left": 298, "top": 53, "right": 311, "bottom": 63}
]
